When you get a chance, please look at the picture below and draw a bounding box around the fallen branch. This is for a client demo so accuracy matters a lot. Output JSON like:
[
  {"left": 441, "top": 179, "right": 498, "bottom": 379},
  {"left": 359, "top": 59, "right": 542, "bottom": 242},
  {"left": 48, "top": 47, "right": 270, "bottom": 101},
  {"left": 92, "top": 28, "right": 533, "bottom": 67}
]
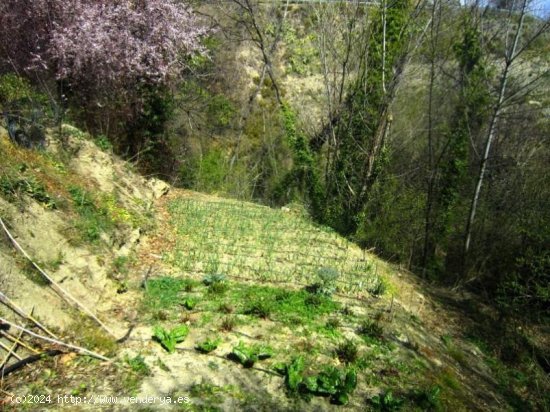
[
  {"left": 0, "top": 341, "right": 22, "bottom": 361},
  {"left": 0, "top": 324, "right": 25, "bottom": 368},
  {"left": 0, "top": 292, "right": 58, "bottom": 339},
  {"left": 0, "top": 331, "right": 39, "bottom": 354},
  {"left": 0, "top": 317, "right": 110, "bottom": 362},
  {"left": 0, "top": 350, "right": 63, "bottom": 378},
  {"left": 0, "top": 217, "right": 116, "bottom": 338}
]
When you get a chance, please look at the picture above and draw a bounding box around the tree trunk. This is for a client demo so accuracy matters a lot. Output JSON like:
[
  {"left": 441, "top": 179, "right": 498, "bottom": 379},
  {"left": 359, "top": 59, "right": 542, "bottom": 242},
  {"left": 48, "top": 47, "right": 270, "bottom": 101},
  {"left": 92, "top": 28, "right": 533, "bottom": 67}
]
[{"left": 463, "top": 0, "right": 527, "bottom": 257}]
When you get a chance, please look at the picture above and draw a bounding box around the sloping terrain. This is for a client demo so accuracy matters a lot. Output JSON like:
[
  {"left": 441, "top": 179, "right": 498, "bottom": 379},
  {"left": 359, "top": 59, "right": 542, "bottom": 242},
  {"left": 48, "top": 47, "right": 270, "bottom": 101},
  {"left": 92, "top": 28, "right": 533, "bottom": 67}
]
[{"left": 0, "top": 128, "right": 548, "bottom": 411}]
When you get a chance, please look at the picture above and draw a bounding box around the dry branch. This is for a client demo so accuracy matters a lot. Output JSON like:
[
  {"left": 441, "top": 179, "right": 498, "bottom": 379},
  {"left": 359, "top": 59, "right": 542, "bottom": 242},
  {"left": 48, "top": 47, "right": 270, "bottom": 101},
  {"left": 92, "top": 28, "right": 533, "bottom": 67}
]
[
  {"left": 0, "top": 292, "right": 58, "bottom": 339},
  {"left": 0, "top": 317, "right": 110, "bottom": 362},
  {"left": 0, "top": 331, "right": 39, "bottom": 354},
  {"left": 0, "top": 325, "right": 25, "bottom": 368},
  {"left": 0, "top": 217, "right": 116, "bottom": 338},
  {"left": 0, "top": 341, "right": 22, "bottom": 361}
]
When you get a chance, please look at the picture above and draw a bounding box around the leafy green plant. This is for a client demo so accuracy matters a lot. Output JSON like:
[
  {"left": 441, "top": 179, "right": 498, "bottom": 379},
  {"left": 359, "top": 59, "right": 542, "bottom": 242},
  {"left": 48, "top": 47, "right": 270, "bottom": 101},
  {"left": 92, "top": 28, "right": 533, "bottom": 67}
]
[
  {"left": 304, "top": 366, "right": 357, "bottom": 405},
  {"left": 307, "top": 267, "right": 339, "bottom": 297},
  {"left": 228, "top": 341, "right": 273, "bottom": 368},
  {"left": 203, "top": 273, "right": 226, "bottom": 286},
  {"left": 181, "top": 297, "right": 197, "bottom": 310},
  {"left": 152, "top": 325, "right": 189, "bottom": 353},
  {"left": 369, "top": 390, "right": 404, "bottom": 411},
  {"left": 277, "top": 357, "right": 357, "bottom": 405},
  {"left": 195, "top": 337, "right": 221, "bottom": 354},
  {"left": 278, "top": 356, "right": 305, "bottom": 393},
  {"left": 203, "top": 273, "right": 228, "bottom": 294}
]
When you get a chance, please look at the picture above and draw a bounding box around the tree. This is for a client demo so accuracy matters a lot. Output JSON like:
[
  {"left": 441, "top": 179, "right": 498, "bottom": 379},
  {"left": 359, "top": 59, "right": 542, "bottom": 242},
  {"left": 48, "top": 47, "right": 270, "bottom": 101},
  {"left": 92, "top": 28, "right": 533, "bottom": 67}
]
[
  {"left": 323, "top": 0, "right": 418, "bottom": 234},
  {"left": 422, "top": 12, "right": 491, "bottom": 277},
  {"left": 463, "top": 0, "right": 549, "bottom": 259},
  {"left": 0, "top": 0, "right": 207, "bottom": 87},
  {"left": 0, "top": 0, "right": 208, "bottom": 143}
]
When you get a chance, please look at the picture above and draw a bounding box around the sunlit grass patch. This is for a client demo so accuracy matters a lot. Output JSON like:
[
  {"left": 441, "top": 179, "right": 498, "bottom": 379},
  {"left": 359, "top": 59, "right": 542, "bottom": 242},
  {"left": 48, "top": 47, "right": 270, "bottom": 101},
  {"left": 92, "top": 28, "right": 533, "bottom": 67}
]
[{"left": 166, "top": 197, "right": 387, "bottom": 296}]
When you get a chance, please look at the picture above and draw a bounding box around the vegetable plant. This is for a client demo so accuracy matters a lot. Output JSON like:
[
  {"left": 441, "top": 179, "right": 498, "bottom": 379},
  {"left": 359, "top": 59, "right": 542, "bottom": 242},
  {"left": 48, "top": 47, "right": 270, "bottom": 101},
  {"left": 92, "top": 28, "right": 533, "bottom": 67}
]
[{"left": 153, "top": 325, "right": 189, "bottom": 353}]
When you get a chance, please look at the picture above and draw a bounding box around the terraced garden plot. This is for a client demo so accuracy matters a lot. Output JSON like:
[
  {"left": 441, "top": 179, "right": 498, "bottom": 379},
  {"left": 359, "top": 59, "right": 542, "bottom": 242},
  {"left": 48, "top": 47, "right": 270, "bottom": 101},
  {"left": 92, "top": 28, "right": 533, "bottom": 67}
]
[{"left": 166, "top": 197, "right": 385, "bottom": 295}]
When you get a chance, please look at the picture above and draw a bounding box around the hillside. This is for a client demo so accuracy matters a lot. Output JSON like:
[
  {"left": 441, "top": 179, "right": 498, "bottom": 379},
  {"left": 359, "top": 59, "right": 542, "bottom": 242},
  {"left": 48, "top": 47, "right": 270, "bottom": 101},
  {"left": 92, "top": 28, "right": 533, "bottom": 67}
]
[{"left": 1, "top": 128, "right": 548, "bottom": 411}]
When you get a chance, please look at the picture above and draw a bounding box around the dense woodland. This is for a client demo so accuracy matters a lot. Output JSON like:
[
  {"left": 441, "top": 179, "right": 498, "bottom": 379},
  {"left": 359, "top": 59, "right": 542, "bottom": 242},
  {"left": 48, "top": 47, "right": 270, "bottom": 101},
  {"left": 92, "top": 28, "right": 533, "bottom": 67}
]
[{"left": 0, "top": 0, "right": 548, "bottom": 350}]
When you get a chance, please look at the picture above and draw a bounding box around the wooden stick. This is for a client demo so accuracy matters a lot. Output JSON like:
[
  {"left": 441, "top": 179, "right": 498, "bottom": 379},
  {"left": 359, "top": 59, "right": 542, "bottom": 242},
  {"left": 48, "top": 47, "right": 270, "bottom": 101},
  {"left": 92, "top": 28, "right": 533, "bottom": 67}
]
[
  {"left": 0, "top": 292, "right": 58, "bottom": 339},
  {"left": 0, "top": 341, "right": 22, "bottom": 361},
  {"left": 0, "top": 331, "right": 39, "bottom": 354},
  {"left": 1, "top": 322, "right": 26, "bottom": 367},
  {"left": 0, "top": 218, "right": 116, "bottom": 338},
  {"left": 0, "top": 317, "right": 110, "bottom": 362}
]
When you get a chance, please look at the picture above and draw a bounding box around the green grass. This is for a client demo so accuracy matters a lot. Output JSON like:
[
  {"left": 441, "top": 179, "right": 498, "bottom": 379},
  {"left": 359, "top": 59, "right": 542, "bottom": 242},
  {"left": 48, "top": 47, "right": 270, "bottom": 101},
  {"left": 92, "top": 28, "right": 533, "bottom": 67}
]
[
  {"left": 166, "top": 198, "right": 383, "bottom": 295},
  {"left": 143, "top": 276, "right": 338, "bottom": 327},
  {"left": 68, "top": 185, "right": 115, "bottom": 243}
]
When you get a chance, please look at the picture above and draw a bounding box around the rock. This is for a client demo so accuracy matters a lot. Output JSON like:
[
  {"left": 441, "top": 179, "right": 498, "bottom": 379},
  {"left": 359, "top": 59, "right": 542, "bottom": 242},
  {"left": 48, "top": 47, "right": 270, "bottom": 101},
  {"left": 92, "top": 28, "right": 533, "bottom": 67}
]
[{"left": 148, "top": 178, "right": 170, "bottom": 199}]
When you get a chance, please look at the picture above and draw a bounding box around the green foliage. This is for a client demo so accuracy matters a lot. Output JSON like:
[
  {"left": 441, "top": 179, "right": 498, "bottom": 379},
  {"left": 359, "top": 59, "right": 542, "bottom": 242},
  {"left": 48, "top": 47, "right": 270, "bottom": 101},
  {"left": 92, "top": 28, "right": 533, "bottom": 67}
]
[
  {"left": 423, "top": 17, "right": 491, "bottom": 277},
  {"left": 181, "top": 149, "right": 228, "bottom": 193},
  {"left": 411, "top": 385, "right": 441, "bottom": 411},
  {"left": 243, "top": 299, "right": 272, "bottom": 319},
  {"left": 182, "top": 297, "right": 197, "bottom": 310},
  {"left": 358, "top": 319, "right": 384, "bottom": 340},
  {"left": 68, "top": 185, "right": 114, "bottom": 243},
  {"left": 324, "top": 0, "right": 412, "bottom": 235},
  {"left": 228, "top": 341, "right": 273, "bottom": 368},
  {"left": 239, "top": 285, "right": 339, "bottom": 324},
  {"left": 143, "top": 277, "right": 190, "bottom": 313},
  {"left": 195, "top": 337, "right": 221, "bottom": 354},
  {"left": 283, "top": 25, "right": 318, "bottom": 75},
  {"left": 273, "top": 103, "right": 323, "bottom": 220},
  {"left": 205, "top": 274, "right": 229, "bottom": 295},
  {"left": 307, "top": 267, "right": 339, "bottom": 297},
  {"left": 121, "top": 84, "right": 175, "bottom": 176},
  {"left": 0, "top": 173, "right": 56, "bottom": 209},
  {"left": 369, "top": 390, "right": 404, "bottom": 411},
  {"left": 125, "top": 354, "right": 151, "bottom": 376},
  {"left": 0, "top": 73, "right": 32, "bottom": 103},
  {"left": 278, "top": 357, "right": 357, "bottom": 405},
  {"left": 203, "top": 273, "right": 226, "bottom": 286},
  {"left": 355, "top": 175, "right": 424, "bottom": 263},
  {"left": 152, "top": 325, "right": 189, "bottom": 353},
  {"left": 207, "top": 94, "right": 235, "bottom": 130},
  {"left": 367, "top": 275, "right": 387, "bottom": 297},
  {"left": 498, "top": 249, "right": 550, "bottom": 318},
  {"left": 94, "top": 135, "right": 113, "bottom": 152}
]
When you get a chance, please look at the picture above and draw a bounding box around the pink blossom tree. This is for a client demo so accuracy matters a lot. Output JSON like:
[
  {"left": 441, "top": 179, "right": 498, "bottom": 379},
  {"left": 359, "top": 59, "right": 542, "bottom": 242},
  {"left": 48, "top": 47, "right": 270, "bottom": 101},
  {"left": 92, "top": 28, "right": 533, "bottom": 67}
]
[
  {"left": 0, "top": 0, "right": 209, "bottom": 154},
  {"left": 0, "top": 0, "right": 208, "bottom": 88}
]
